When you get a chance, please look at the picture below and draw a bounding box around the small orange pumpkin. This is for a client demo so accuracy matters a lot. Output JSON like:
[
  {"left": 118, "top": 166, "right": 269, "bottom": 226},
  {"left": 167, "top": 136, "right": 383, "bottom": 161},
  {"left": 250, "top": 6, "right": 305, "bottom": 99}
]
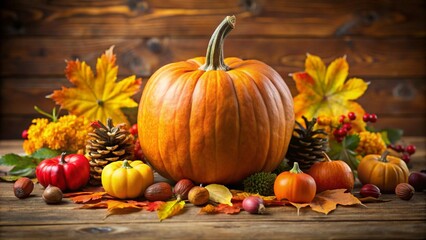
[
  {"left": 274, "top": 162, "right": 316, "bottom": 203},
  {"left": 138, "top": 16, "right": 294, "bottom": 184},
  {"left": 308, "top": 152, "right": 354, "bottom": 193},
  {"left": 357, "top": 151, "right": 409, "bottom": 193}
]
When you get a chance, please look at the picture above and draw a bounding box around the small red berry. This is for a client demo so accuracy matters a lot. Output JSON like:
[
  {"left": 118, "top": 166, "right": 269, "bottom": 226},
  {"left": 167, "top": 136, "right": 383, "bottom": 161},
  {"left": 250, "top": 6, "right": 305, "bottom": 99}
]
[
  {"left": 90, "top": 121, "right": 102, "bottom": 128},
  {"left": 401, "top": 153, "right": 410, "bottom": 164},
  {"left": 342, "top": 123, "right": 352, "bottom": 131},
  {"left": 335, "top": 136, "right": 344, "bottom": 143},
  {"left": 337, "top": 128, "right": 347, "bottom": 137},
  {"left": 405, "top": 145, "right": 416, "bottom": 155},
  {"left": 369, "top": 114, "right": 378, "bottom": 123},
  {"left": 363, "top": 113, "right": 370, "bottom": 122},
  {"left": 395, "top": 144, "right": 404, "bottom": 152},
  {"left": 339, "top": 115, "right": 346, "bottom": 123},
  {"left": 347, "top": 112, "right": 356, "bottom": 120},
  {"left": 21, "top": 130, "right": 29, "bottom": 139},
  {"left": 129, "top": 124, "right": 138, "bottom": 136}
]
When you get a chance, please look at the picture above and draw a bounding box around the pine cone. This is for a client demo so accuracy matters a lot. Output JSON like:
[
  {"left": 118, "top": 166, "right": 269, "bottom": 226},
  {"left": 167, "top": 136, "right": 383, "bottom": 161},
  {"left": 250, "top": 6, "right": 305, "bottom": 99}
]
[
  {"left": 86, "top": 118, "right": 134, "bottom": 186},
  {"left": 286, "top": 116, "right": 328, "bottom": 171}
]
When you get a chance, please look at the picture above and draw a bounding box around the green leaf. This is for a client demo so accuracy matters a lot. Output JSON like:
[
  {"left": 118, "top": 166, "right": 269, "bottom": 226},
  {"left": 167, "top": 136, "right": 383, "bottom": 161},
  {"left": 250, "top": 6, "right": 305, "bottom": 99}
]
[
  {"left": 343, "top": 135, "right": 360, "bottom": 150},
  {"left": 31, "top": 148, "right": 62, "bottom": 160},
  {"left": 0, "top": 175, "right": 21, "bottom": 182},
  {"left": 0, "top": 153, "right": 38, "bottom": 177},
  {"left": 381, "top": 128, "right": 403, "bottom": 144},
  {"left": 327, "top": 138, "right": 360, "bottom": 172}
]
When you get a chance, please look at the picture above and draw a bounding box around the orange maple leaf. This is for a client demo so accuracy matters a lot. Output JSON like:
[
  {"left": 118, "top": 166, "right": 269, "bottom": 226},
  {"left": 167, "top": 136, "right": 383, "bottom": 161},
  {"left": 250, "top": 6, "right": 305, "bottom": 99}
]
[
  {"left": 48, "top": 46, "right": 142, "bottom": 126},
  {"left": 289, "top": 189, "right": 365, "bottom": 215},
  {"left": 199, "top": 203, "right": 242, "bottom": 215},
  {"left": 291, "top": 54, "right": 369, "bottom": 127}
]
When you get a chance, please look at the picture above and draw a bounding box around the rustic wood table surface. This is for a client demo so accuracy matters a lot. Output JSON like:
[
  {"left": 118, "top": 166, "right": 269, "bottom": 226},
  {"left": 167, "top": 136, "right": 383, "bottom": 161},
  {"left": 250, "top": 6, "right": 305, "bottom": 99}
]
[{"left": 0, "top": 138, "right": 425, "bottom": 240}]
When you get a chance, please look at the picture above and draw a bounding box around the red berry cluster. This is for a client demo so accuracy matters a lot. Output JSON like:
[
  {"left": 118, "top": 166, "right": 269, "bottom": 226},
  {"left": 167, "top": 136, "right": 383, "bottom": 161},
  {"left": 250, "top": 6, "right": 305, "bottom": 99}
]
[
  {"left": 362, "top": 113, "right": 378, "bottom": 123},
  {"left": 333, "top": 112, "right": 357, "bottom": 142},
  {"left": 130, "top": 123, "right": 145, "bottom": 161},
  {"left": 388, "top": 144, "right": 416, "bottom": 164}
]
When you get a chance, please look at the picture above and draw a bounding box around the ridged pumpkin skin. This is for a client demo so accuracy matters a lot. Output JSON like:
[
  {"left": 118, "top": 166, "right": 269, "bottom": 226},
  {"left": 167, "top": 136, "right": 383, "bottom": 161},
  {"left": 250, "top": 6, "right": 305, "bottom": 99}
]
[
  {"left": 138, "top": 16, "right": 294, "bottom": 184},
  {"left": 357, "top": 152, "right": 409, "bottom": 193}
]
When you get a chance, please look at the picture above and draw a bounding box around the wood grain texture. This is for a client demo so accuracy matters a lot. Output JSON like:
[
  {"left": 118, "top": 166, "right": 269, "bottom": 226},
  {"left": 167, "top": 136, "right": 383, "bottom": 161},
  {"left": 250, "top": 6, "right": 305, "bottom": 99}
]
[
  {"left": 0, "top": 137, "right": 425, "bottom": 239},
  {"left": 0, "top": 0, "right": 425, "bottom": 140},
  {"left": 1, "top": 0, "right": 424, "bottom": 37},
  {"left": 1, "top": 38, "right": 425, "bottom": 77}
]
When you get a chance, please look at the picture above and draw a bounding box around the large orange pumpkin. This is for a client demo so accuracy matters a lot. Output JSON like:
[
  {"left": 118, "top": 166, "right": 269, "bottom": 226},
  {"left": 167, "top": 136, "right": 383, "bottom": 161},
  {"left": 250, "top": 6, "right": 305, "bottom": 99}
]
[{"left": 138, "top": 16, "right": 294, "bottom": 184}]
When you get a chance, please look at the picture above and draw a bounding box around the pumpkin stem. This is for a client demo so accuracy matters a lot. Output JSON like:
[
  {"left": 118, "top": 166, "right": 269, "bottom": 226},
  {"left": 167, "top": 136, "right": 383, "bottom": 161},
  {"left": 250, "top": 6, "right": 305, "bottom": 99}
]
[
  {"left": 322, "top": 151, "right": 332, "bottom": 162},
  {"left": 379, "top": 151, "right": 390, "bottom": 162},
  {"left": 121, "top": 160, "right": 133, "bottom": 169},
  {"left": 290, "top": 162, "right": 303, "bottom": 174},
  {"left": 59, "top": 152, "right": 67, "bottom": 165},
  {"left": 199, "top": 15, "right": 236, "bottom": 71}
]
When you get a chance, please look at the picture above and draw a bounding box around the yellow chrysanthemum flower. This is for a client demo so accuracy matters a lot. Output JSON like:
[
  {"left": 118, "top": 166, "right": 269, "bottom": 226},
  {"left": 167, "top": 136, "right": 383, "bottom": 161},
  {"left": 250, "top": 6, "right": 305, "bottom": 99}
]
[{"left": 23, "top": 114, "right": 93, "bottom": 155}]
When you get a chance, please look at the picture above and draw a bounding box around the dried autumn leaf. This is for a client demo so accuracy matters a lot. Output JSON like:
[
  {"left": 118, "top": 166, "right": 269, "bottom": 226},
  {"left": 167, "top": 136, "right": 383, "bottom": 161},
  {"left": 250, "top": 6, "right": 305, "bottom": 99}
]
[
  {"left": 157, "top": 199, "right": 185, "bottom": 221},
  {"left": 127, "top": 200, "right": 165, "bottom": 211},
  {"left": 289, "top": 202, "right": 310, "bottom": 216},
  {"left": 48, "top": 46, "right": 142, "bottom": 126},
  {"left": 231, "top": 191, "right": 276, "bottom": 202},
  {"left": 199, "top": 203, "right": 242, "bottom": 215},
  {"left": 288, "top": 189, "right": 364, "bottom": 215},
  {"left": 205, "top": 184, "right": 233, "bottom": 206},
  {"left": 357, "top": 197, "right": 392, "bottom": 203},
  {"left": 70, "top": 192, "right": 109, "bottom": 203},
  {"left": 291, "top": 54, "right": 369, "bottom": 127},
  {"left": 79, "top": 200, "right": 144, "bottom": 218}
]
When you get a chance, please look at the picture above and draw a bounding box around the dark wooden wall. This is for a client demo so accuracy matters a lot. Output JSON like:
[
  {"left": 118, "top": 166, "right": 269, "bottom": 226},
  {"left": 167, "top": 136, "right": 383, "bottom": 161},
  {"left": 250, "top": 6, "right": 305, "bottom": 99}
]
[{"left": 1, "top": 0, "right": 425, "bottom": 139}]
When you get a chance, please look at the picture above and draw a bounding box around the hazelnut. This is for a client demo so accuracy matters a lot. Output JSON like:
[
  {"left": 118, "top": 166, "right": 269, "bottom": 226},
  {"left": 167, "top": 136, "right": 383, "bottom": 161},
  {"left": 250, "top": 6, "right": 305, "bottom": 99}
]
[
  {"left": 173, "top": 179, "right": 195, "bottom": 200},
  {"left": 188, "top": 186, "right": 209, "bottom": 206},
  {"left": 144, "top": 182, "right": 173, "bottom": 201},
  {"left": 13, "top": 177, "right": 34, "bottom": 199},
  {"left": 42, "top": 185, "right": 63, "bottom": 204},
  {"left": 395, "top": 183, "right": 414, "bottom": 201}
]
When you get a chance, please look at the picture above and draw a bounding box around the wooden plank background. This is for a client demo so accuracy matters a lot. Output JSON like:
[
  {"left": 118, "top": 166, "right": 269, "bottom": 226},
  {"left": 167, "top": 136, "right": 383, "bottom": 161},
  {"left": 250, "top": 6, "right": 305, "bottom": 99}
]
[{"left": 1, "top": 0, "right": 425, "bottom": 139}]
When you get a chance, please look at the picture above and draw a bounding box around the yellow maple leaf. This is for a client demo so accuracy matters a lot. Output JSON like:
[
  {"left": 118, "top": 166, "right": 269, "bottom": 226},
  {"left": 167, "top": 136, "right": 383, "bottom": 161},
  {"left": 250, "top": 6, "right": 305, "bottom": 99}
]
[
  {"left": 291, "top": 54, "right": 369, "bottom": 124},
  {"left": 48, "top": 46, "right": 142, "bottom": 126}
]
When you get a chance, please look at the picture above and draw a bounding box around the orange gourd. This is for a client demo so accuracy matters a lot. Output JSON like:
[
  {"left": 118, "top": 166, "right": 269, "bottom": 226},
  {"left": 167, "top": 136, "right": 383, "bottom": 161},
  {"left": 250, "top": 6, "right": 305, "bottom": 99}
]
[
  {"left": 357, "top": 151, "right": 409, "bottom": 193},
  {"left": 138, "top": 16, "right": 294, "bottom": 184},
  {"left": 307, "top": 152, "right": 354, "bottom": 193},
  {"left": 274, "top": 162, "right": 316, "bottom": 203}
]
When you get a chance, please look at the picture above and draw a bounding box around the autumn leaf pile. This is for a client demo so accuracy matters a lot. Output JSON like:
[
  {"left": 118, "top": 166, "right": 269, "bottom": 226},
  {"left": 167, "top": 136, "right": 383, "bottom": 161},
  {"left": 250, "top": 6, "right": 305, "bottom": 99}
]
[{"left": 64, "top": 187, "right": 368, "bottom": 220}]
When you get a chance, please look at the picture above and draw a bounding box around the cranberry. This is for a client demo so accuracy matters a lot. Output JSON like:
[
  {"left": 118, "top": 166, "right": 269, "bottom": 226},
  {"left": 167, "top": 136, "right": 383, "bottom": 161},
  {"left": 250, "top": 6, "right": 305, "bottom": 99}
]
[
  {"left": 362, "top": 113, "right": 370, "bottom": 122},
  {"left": 21, "top": 129, "right": 29, "bottom": 139},
  {"left": 342, "top": 123, "right": 352, "bottom": 131},
  {"left": 401, "top": 153, "right": 410, "bottom": 164},
  {"left": 405, "top": 145, "right": 416, "bottom": 155},
  {"left": 129, "top": 124, "right": 138, "bottom": 136},
  {"left": 347, "top": 112, "right": 356, "bottom": 120},
  {"left": 339, "top": 115, "right": 346, "bottom": 123},
  {"left": 395, "top": 144, "right": 404, "bottom": 152},
  {"left": 369, "top": 114, "right": 378, "bottom": 123}
]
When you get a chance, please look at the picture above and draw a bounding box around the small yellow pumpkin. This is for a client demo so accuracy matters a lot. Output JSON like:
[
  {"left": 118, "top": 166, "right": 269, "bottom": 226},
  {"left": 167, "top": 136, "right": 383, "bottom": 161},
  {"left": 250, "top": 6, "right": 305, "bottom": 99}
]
[
  {"left": 357, "top": 151, "right": 409, "bottom": 193},
  {"left": 101, "top": 160, "right": 154, "bottom": 199}
]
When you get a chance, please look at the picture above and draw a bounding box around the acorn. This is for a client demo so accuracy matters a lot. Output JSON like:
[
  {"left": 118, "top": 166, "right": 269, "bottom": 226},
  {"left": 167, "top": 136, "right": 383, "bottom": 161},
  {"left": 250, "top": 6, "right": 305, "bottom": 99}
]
[
  {"left": 42, "top": 185, "right": 63, "bottom": 204},
  {"left": 13, "top": 177, "right": 34, "bottom": 199}
]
